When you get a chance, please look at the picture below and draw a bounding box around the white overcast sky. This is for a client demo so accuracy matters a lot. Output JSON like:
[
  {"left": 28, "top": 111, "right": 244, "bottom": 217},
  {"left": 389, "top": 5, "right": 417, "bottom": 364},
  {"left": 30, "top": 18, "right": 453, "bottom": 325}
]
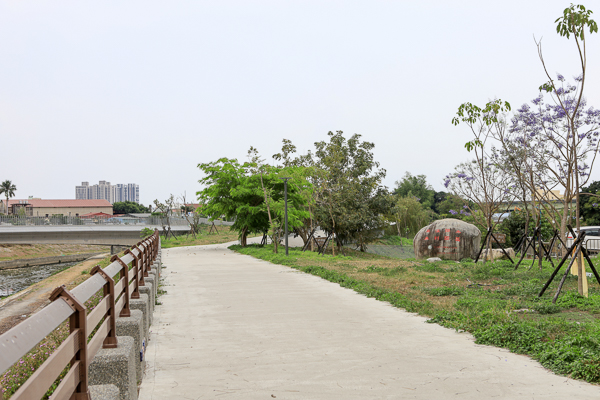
[{"left": 1, "top": 1, "right": 599, "bottom": 206}]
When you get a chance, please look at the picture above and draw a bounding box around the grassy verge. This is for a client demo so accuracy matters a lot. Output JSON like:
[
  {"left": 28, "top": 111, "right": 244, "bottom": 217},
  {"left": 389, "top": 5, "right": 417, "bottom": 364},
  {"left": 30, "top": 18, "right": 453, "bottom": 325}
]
[
  {"left": 373, "top": 235, "right": 414, "bottom": 246},
  {"left": 231, "top": 244, "right": 600, "bottom": 384},
  {"left": 160, "top": 227, "right": 240, "bottom": 249}
]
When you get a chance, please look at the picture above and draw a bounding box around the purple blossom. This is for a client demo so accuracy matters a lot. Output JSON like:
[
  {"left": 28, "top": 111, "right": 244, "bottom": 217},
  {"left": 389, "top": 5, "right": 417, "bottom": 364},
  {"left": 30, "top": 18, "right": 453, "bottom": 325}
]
[
  {"left": 444, "top": 179, "right": 450, "bottom": 188},
  {"left": 449, "top": 209, "right": 458, "bottom": 215},
  {"left": 463, "top": 205, "right": 468, "bottom": 209},
  {"left": 593, "top": 203, "right": 598, "bottom": 208},
  {"left": 557, "top": 73, "right": 565, "bottom": 82},
  {"left": 575, "top": 74, "right": 583, "bottom": 82}
]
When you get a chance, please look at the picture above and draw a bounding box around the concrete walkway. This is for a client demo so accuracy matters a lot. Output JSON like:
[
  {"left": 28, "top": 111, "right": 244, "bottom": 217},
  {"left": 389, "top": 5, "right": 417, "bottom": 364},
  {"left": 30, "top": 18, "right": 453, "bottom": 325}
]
[{"left": 139, "top": 242, "right": 600, "bottom": 399}]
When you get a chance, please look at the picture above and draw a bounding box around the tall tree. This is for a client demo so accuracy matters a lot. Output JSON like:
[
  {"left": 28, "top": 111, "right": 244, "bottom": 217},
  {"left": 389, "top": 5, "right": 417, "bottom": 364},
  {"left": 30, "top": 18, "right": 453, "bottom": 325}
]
[
  {"left": 451, "top": 99, "right": 515, "bottom": 261},
  {"left": 394, "top": 172, "right": 435, "bottom": 209},
  {"left": 580, "top": 181, "right": 600, "bottom": 225},
  {"left": 197, "top": 157, "right": 310, "bottom": 248},
  {"left": 0, "top": 180, "right": 16, "bottom": 215},
  {"left": 312, "top": 131, "right": 387, "bottom": 253},
  {"left": 113, "top": 201, "right": 150, "bottom": 214},
  {"left": 387, "top": 195, "right": 432, "bottom": 238},
  {"left": 536, "top": 4, "right": 597, "bottom": 293}
]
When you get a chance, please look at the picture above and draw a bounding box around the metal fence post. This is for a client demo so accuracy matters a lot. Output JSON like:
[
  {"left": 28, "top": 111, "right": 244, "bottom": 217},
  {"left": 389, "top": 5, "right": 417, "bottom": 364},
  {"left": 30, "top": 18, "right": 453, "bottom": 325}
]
[
  {"left": 111, "top": 255, "right": 131, "bottom": 317},
  {"left": 125, "top": 249, "right": 142, "bottom": 297},
  {"left": 90, "top": 265, "right": 118, "bottom": 349},
  {"left": 49, "top": 285, "right": 91, "bottom": 400}
]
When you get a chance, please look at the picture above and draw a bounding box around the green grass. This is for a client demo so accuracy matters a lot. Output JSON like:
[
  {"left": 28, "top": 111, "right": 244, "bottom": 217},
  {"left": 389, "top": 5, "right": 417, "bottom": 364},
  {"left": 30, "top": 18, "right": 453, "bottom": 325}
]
[
  {"left": 230, "top": 243, "right": 600, "bottom": 384},
  {"left": 159, "top": 226, "right": 240, "bottom": 249},
  {"left": 375, "top": 235, "right": 414, "bottom": 246}
]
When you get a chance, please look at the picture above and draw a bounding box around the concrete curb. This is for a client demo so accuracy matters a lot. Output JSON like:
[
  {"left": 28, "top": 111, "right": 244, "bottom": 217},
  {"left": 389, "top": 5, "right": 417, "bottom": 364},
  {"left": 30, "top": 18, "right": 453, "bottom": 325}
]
[
  {"left": 90, "top": 384, "right": 120, "bottom": 400},
  {"left": 89, "top": 336, "right": 136, "bottom": 400},
  {"left": 130, "top": 293, "right": 150, "bottom": 341},
  {"left": 115, "top": 310, "right": 145, "bottom": 382},
  {"left": 138, "top": 284, "right": 154, "bottom": 325}
]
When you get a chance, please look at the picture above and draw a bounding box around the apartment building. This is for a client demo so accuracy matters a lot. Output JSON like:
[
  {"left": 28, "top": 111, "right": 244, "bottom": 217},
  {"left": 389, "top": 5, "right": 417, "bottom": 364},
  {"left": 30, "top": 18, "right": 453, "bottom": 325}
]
[{"left": 76, "top": 181, "right": 139, "bottom": 204}]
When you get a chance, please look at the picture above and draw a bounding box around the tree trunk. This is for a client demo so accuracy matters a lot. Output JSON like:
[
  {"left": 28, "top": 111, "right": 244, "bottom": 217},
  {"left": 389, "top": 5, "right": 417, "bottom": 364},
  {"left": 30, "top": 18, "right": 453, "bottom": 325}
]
[{"left": 241, "top": 227, "right": 247, "bottom": 247}]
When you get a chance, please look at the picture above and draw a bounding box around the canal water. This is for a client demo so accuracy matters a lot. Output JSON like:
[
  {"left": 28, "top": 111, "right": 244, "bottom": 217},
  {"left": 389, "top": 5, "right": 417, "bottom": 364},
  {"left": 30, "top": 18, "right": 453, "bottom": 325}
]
[{"left": 0, "top": 262, "right": 78, "bottom": 297}]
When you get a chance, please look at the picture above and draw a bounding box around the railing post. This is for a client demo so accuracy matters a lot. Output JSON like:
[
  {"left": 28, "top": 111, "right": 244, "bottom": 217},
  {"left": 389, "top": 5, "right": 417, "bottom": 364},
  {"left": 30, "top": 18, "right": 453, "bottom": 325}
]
[
  {"left": 90, "top": 265, "right": 118, "bottom": 349},
  {"left": 111, "top": 255, "right": 131, "bottom": 317},
  {"left": 152, "top": 233, "right": 157, "bottom": 261},
  {"left": 154, "top": 230, "right": 160, "bottom": 258},
  {"left": 49, "top": 285, "right": 91, "bottom": 400},
  {"left": 125, "top": 249, "right": 144, "bottom": 288},
  {"left": 133, "top": 243, "right": 148, "bottom": 277}
]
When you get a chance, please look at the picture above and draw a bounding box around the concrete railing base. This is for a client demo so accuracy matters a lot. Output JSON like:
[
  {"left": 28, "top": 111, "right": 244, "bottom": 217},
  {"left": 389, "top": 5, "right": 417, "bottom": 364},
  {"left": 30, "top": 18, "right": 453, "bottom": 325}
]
[
  {"left": 115, "top": 310, "right": 145, "bottom": 382},
  {"left": 89, "top": 336, "right": 137, "bottom": 400},
  {"left": 130, "top": 294, "right": 150, "bottom": 339},
  {"left": 90, "top": 384, "right": 120, "bottom": 400},
  {"left": 139, "top": 283, "right": 154, "bottom": 322}
]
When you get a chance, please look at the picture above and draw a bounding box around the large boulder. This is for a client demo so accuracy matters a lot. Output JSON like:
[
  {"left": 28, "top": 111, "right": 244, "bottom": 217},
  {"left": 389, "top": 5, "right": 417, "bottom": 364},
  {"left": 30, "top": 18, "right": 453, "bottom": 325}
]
[{"left": 414, "top": 219, "right": 481, "bottom": 261}]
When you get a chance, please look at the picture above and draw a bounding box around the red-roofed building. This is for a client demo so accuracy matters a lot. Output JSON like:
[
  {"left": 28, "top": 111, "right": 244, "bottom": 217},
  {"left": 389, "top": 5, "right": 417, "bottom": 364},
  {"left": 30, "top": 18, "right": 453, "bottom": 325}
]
[{"left": 0, "top": 199, "right": 113, "bottom": 217}]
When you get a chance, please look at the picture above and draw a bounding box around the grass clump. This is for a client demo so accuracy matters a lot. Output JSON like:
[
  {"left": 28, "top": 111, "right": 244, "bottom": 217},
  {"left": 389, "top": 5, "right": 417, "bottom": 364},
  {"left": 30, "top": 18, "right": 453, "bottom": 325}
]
[
  {"left": 231, "top": 243, "right": 600, "bottom": 384},
  {"left": 160, "top": 226, "right": 240, "bottom": 249}
]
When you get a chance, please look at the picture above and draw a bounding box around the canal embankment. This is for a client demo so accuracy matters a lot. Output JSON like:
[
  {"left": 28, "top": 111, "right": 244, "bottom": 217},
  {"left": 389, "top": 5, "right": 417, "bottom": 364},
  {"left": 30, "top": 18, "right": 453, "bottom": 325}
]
[
  {"left": 0, "top": 252, "right": 110, "bottom": 334},
  {"left": 0, "top": 252, "right": 103, "bottom": 270}
]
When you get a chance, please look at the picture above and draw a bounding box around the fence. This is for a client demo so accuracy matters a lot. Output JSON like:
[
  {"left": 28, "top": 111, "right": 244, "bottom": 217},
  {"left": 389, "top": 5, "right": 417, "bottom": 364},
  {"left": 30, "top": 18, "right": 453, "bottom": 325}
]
[
  {"left": 0, "top": 215, "right": 234, "bottom": 227},
  {"left": 0, "top": 230, "right": 160, "bottom": 399}
]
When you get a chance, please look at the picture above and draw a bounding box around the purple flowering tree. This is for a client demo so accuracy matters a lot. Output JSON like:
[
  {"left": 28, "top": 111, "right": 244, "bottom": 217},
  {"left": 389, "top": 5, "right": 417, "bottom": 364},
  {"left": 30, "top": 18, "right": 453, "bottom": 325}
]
[
  {"left": 506, "top": 91, "right": 600, "bottom": 245},
  {"left": 451, "top": 99, "right": 516, "bottom": 261},
  {"left": 535, "top": 4, "right": 597, "bottom": 245}
]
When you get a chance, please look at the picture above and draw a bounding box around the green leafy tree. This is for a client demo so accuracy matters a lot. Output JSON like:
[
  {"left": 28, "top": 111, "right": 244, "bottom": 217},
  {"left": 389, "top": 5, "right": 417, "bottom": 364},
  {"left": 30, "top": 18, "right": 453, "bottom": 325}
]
[
  {"left": 113, "top": 201, "right": 150, "bottom": 214},
  {"left": 312, "top": 131, "right": 387, "bottom": 253},
  {"left": 393, "top": 172, "right": 435, "bottom": 209},
  {"left": 197, "top": 158, "right": 310, "bottom": 248},
  {"left": 580, "top": 181, "right": 600, "bottom": 225},
  {"left": 432, "top": 191, "right": 448, "bottom": 214},
  {"left": 499, "top": 210, "right": 554, "bottom": 247},
  {"left": 388, "top": 195, "right": 432, "bottom": 238},
  {"left": 0, "top": 180, "right": 16, "bottom": 215}
]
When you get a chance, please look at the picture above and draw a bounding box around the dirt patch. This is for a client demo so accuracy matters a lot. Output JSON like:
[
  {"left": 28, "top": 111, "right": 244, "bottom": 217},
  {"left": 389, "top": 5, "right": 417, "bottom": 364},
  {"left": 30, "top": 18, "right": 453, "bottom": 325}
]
[
  {"left": 0, "top": 244, "right": 110, "bottom": 261},
  {"left": 0, "top": 253, "right": 109, "bottom": 335}
]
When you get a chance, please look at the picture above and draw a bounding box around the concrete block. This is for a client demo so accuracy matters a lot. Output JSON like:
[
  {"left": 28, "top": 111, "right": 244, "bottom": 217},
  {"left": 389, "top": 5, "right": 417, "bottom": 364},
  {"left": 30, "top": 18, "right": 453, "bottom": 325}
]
[
  {"left": 89, "top": 336, "right": 136, "bottom": 400},
  {"left": 130, "top": 293, "right": 150, "bottom": 338},
  {"left": 116, "top": 309, "right": 145, "bottom": 382},
  {"left": 90, "top": 384, "right": 120, "bottom": 400},
  {"left": 139, "top": 282, "right": 154, "bottom": 319}
]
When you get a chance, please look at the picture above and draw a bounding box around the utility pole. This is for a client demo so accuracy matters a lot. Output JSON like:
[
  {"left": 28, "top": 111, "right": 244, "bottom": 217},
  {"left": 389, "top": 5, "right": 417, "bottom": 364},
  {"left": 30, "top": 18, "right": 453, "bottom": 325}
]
[{"left": 280, "top": 178, "right": 291, "bottom": 256}]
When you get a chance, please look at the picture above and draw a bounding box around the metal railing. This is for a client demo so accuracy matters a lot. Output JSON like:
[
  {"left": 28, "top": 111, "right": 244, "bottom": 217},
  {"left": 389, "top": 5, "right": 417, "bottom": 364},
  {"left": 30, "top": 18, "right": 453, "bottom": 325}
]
[
  {"left": 0, "top": 230, "right": 160, "bottom": 399},
  {"left": 0, "top": 215, "right": 234, "bottom": 227},
  {"left": 0, "top": 215, "right": 191, "bottom": 227}
]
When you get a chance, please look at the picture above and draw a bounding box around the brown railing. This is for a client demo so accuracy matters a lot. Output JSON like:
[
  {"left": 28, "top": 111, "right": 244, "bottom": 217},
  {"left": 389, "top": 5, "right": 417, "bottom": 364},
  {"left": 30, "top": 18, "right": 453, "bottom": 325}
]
[{"left": 0, "top": 230, "right": 160, "bottom": 400}]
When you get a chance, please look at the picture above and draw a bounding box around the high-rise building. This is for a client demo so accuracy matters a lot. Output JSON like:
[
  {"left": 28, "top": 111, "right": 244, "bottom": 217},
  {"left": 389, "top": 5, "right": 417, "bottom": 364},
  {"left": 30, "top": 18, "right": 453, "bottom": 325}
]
[{"left": 75, "top": 181, "right": 139, "bottom": 204}]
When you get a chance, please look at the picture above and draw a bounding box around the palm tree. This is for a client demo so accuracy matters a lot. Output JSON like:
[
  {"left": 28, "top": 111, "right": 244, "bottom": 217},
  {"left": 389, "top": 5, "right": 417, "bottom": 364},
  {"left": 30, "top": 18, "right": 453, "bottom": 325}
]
[{"left": 0, "top": 180, "right": 17, "bottom": 215}]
